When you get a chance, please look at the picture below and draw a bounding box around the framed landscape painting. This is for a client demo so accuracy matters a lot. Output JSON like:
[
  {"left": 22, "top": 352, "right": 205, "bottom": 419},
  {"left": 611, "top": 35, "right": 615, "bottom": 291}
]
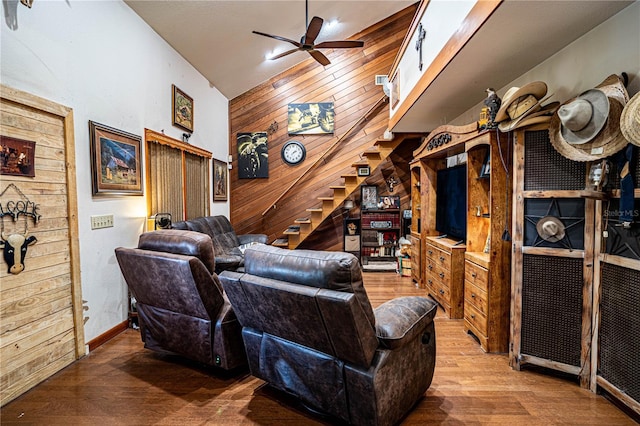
[{"left": 89, "top": 121, "right": 143, "bottom": 195}]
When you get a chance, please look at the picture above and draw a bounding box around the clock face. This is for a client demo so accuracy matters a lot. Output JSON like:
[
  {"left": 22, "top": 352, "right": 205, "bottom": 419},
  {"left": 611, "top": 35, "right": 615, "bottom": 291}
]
[{"left": 281, "top": 140, "right": 306, "bottom": 165}]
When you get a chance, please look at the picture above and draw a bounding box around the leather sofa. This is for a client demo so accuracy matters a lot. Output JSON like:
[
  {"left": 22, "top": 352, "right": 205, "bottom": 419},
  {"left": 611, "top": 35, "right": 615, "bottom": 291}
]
[
  {"left": 115, "top": 230, "right": 246, "bottom": 370},
  {"left": 172, "top": 215, "right": 268, "bottom": 273},
  {"left": 219, "top": 244, "right": 438, "bottom": 425}
]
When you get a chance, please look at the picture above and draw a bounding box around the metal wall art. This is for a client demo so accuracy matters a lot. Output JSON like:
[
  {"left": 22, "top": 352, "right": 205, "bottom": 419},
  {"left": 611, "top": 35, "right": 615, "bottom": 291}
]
[{"left": 0, "top": 183, "right": 40, "bottom": 275}]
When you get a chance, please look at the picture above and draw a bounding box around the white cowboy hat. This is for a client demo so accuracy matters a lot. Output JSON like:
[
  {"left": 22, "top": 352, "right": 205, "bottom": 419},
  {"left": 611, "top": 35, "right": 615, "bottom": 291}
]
[
  {"left": 498, "top": 101, "right": 559, "bottom": 132},
  {"left": 557, "top": 89, "right": 609, "bottom": 145}
]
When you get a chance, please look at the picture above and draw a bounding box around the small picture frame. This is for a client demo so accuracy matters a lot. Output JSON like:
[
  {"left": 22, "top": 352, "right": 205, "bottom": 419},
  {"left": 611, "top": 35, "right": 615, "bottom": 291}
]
[
  {"left": 378, "top": 195, "right": 400, "bottom": 209},
  {"left": 89, "top": 121, "right": 143, "bottom": 195},
  {"left": 0, "top": 135, "right": 35, "bottom": 177},
  {"left": 213, "top": 158, "right": 228, "bottom": 201},
  {"left": 357, "top": 166, "right": 370, "bottom": 176},
  {"left": 361, "top": 185, "right": 378, "bottom": 210},
  {"left": 172, "top": 84, "right": 194, "bottom": 132}
]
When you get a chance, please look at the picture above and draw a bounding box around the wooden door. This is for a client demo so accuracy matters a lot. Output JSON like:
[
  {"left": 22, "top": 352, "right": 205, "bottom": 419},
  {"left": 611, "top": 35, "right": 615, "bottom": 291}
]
[{"left": 0, "top": 85, "right": 84, "bottom": 406}]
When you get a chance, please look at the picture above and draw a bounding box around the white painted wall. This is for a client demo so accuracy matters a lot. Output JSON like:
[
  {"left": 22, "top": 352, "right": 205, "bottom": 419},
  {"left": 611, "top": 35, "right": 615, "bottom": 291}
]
[
  {"left": 1, "top": 0, "right": 230, "bottom": 342},
  {"left": 452, "top": 1, "right": 640, "bottom": 125}
]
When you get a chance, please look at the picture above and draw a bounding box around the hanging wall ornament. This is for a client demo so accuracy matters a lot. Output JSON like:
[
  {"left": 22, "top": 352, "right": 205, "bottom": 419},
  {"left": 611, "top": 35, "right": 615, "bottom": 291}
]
[{"left": 0, "top": 183, "right": 40, "bottom": 274}]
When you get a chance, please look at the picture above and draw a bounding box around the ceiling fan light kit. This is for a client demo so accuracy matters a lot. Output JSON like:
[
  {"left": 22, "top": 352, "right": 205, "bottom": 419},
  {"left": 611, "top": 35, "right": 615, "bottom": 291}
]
[{"left": 253, "top": 0, "right": 364, "bottom": 66}]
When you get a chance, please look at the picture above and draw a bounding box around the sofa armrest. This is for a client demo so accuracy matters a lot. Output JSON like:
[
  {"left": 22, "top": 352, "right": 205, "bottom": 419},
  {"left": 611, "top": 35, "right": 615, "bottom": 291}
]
[
  {"left": 238, "top": 234, "right": 268, "bottom": 245},
  {"left": 374, "top": 296, "right": 437, "bottom": 349}
]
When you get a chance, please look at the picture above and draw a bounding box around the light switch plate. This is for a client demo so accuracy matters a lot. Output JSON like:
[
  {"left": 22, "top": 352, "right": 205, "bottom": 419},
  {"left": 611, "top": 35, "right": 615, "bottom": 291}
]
[{"left": 91, "top": 214, "right": 114, "bottom": 229}]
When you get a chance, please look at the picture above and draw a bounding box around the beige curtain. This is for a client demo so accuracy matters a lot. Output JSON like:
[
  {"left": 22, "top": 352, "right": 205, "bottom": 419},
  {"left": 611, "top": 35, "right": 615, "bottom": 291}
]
[{"left": 184, "top": 152, "right": 209, "bottom": 220}]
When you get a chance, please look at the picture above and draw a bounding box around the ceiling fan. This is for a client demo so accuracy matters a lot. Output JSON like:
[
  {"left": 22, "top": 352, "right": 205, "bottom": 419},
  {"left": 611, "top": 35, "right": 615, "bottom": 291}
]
[{"left": 252, "top": 0, "right": 364, "bottom": 66}]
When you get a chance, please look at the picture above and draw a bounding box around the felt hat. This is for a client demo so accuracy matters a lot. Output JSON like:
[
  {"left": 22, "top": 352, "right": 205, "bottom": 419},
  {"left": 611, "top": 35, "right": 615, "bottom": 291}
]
[
  {"left": 498, "top": 101, "right": 559, "bottom": 132},
  {"left": 536, "top": 216, "right": 565, "bottom": 243},
  {"left": 620, "top": 91, "right": 640, "bottom": 147},
  {"left": 557, "top": 89, "right": 609, "bottom": 145},
  {"left": 549, "top": 75, "right": 629, "bottom": 162},
  {"left": 495, "top": 81, "right": 548, "bottom": 123}
]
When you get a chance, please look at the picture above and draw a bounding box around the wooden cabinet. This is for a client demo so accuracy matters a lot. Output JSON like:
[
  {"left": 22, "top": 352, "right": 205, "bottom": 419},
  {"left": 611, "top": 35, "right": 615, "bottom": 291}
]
[
  {"left": 360, "top": 209, "right": 400, "bottom": 271},
  {"left": 410, "top": 163, "right": 423, "bottom": 286},
  {"left": 424, "top": 236, "right": 465, "bottom": 319},
  {"left": 413, "top": 124, "right": 511, "bottom": 344}
]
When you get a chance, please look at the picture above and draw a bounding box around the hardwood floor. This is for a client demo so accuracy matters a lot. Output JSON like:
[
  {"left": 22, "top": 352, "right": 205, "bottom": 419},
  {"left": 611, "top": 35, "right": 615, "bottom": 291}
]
[{"left": 1, "top": 273, "right": 635, "bottom": 425}]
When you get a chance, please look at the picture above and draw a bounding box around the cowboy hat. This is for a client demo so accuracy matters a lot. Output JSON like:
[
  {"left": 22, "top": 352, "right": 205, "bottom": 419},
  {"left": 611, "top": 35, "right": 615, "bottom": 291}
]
[
  {"left": 549, "top": 75, "right": 629, "bottom": 162},
  {"left": 498, "top": 101, "right": 559, "bottom": 132},
  {"left": 620, "top": 91, "right": 640, "bottom": 147},
  {"left": 536, "top": 216, "right": 565, "bottom": 243},
  {"left": 495, "top": 81, "right": 548, "bottom": 123},
  {"left": 557, "top": 89, "right": 609, "bottom": 145}
]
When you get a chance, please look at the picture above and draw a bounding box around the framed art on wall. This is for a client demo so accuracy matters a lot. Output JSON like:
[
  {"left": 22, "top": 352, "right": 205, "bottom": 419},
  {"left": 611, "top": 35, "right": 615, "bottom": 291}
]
[
  {"left": 237, "top": 132, "right": 268, "bottom": 179},
  {"left": 0, "top": 135, "right": 35, "bottom": 177},
  {"left": 213, "top": 158, "right": 228, "bottom": 201},
  {"left": 287, "top": 102, "right": 334, "bottom": 135},
  {"left": 172, "top": 84, "right": 194, "bottom": 132},
  {"left": 89, "top": 121, "right": 142, "bottom": 195}
]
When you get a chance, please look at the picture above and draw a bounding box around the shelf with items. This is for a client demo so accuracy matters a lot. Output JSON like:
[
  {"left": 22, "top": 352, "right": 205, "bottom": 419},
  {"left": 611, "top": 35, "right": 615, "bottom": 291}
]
[{"left": 360, "top": 208, "right": 401, "bottom": 269}]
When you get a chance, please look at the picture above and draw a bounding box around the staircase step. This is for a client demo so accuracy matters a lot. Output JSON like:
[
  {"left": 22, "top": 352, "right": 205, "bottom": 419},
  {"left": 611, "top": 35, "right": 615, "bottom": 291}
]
[
  {"left": 294, "top": 217, "right": 311, "bottom": 224},
  {"left": 272, "top": 238, "right": 289, "bottom": 247}
]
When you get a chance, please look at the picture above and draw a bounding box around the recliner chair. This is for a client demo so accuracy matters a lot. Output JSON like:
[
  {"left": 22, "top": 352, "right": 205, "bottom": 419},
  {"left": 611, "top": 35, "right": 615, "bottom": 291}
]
[
  {"left": 115, "top": 230, "right": 246, "bottom": 370},
  {"left": 219, "top": 244, "right": 437, "bottom": 425}
]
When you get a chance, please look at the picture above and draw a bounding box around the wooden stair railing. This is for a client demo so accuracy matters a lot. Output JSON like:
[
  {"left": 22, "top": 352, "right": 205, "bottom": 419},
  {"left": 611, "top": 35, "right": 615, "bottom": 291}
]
[
  {"left": 274, "top": 134, "right": 413, "bottom": 249},
  {"left": 262, "top": 94, "right": 389, "bottom": 217}
]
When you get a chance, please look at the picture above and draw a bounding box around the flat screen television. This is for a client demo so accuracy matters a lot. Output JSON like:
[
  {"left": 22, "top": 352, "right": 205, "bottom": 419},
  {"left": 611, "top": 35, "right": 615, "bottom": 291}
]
[{"left": 435, "top": 164, "right": 467, "bottom": 241}]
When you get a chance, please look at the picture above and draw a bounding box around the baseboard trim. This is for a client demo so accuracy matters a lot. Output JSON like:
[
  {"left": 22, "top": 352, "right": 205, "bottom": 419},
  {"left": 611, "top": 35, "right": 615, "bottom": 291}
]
[{"left": 87, "top": 320, "right": 129, "bottom": 352}]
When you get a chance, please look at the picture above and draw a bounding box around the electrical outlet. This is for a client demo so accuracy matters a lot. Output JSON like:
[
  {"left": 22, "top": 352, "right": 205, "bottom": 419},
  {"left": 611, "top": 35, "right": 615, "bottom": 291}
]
[{"left": 91, "top": 214, "right": 114, "bottom": 229}]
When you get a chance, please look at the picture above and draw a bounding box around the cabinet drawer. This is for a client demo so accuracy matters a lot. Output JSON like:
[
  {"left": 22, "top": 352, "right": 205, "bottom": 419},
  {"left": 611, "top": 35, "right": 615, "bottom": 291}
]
[
  {"left": 426, "top": 273, "right": 450, "bottom": 300},
  {"left": 465, "top": 302, "right": 488, "bottom": 337},
  {"left": 425, "top": 244, "right": 451, "bottom": 270},
  {"left": 465, "top": 260, "right": 489, "bottom": 291},
  {"left": 465, "top": 281, "right": 488, "bottom": 315},
  {"left": 426, "top": 264, "right": 451, "bottom": 289}
]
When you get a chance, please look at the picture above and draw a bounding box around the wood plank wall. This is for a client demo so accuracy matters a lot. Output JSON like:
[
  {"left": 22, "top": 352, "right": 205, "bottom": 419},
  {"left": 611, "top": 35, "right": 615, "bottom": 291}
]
[
  {"left": 0, "top": 86, "right": 83, "bottom": 406},
  {"left": 229, "top": 4, "right": 419, "bottom": 247}
]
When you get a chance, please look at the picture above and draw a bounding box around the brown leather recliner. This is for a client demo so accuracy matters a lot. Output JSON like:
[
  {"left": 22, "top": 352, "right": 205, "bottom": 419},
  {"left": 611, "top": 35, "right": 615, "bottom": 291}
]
[
  {"left": 171, "top": 215, "right": 268, "bottom": 273},
  {"left": 115, "top": 230, "right": 246, "bottom": 370},
  {"left": 219, "top": 244, "right": 437, "bottom": 425}
]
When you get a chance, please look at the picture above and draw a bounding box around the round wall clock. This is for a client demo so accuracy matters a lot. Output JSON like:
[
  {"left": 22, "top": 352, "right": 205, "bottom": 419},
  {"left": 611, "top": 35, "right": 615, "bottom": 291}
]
[{"left": 281, "top": 140, "right": 306, "bottom": 165}]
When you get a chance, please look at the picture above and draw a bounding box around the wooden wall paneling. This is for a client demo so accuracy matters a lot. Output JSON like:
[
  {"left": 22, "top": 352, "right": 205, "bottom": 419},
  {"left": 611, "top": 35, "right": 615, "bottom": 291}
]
[
  {"left": 229, "top": 5, "right": 418, "bottom": 244},
  {"left": 0, "top": 85, "right": 83, "bottom": 406}
]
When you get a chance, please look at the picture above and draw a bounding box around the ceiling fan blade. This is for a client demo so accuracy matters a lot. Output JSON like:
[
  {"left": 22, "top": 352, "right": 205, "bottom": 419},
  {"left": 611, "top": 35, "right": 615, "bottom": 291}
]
[
  {"left": 270, "top": 48, "right": 301, "bottom": 60},
  {"left": 309, "top": 49, "right": 330, "bottom": 66},
  {"left": 315, "top": 40, "right": 365, "bottom": 49},
  {"left": 252, "top": 31, "right": 301, "bottom": 48},
  {"left": 304, "top": 16, "right": 323, "bottom": 45}
]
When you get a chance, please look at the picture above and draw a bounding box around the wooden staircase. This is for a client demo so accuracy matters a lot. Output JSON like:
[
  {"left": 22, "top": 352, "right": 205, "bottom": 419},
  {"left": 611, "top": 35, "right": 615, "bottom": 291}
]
[{"left": 272, "top": 134, "right": 414, "bottom": 249}]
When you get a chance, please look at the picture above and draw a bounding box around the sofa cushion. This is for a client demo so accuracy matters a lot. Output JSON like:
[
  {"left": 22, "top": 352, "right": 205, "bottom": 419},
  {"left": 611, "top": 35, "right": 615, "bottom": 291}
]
[
  {"left": 243, "top": 244, "right": 375, "bottom": 327},
  {"left": 374, "top": 296, "right": 437, "bottom": 349},
  {"left": 138, "top": 230, "right": 216, "bottom": 275}
]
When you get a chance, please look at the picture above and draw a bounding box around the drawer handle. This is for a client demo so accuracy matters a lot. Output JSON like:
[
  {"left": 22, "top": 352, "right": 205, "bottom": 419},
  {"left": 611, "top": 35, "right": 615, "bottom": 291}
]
[
  {"left": 428, "top": 264, "right": 433, "bottom": 270},
  {"left": 428, "top": 250, "right": 433, "bottom": 256},
  {"left": 471, "top": 293, "right": 476, "bottom": 299},
  {"left": 471, "top": 314, "right": 475, "bottom": 319},
  {"left": 471, "top": 272, "right": 477, "bottom": 278},
  {"left": 428, "top": 279, "right": 433, "bottom": 285},
  {"left": 439, "top": 256, "right": 445, "bottom": 262},
  {"left": 439, "top": 272, "right": 444, "bottom": 278},
  {"left": 439, "top": 289, "right": 445, "bottom": 295}
]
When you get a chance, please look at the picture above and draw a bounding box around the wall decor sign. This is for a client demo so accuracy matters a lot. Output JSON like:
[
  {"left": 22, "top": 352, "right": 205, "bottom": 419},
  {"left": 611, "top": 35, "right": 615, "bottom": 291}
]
[
  {"left": 172, "top": 84, "right": 194, "bottom": 132},
  {"left": 89, "top": 121, "right": 143, "bottom": 195},
  {"left": 357, "top": 166, "right": 370, "bottom": 176},
  {"left": 213, "top": 158, "right": 228, "bottom": 201},
  {"left": 0, "top": 135, "right": 35, "bottom": 177},
  {"left": 287, "top": 102, "right": 334, "bottom": 135},
  {"left": 237, "top": 132, "right": 268, "bottom": 179}
]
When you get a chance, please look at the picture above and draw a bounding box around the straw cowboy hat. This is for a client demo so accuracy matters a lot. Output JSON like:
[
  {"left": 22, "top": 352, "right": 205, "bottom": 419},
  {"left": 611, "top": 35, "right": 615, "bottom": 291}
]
[
  {"left": 620, "top": 91, "right": 640, "bottom": 147},
  {"left": 536, "top": 216, "right": 565, "bottom": 243},
  {"left": 498, "top": 101, "right": 560, "bottom": 132},
  {"left": 549, "top": 75, "right": 629, "bottom": 162},
  {"left": 495, "top": 81, "right": 548, "bottom": 124}
]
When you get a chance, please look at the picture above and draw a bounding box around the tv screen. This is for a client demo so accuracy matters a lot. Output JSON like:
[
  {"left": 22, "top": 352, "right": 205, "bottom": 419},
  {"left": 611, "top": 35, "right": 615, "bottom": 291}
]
[{"left": 435, "top": 164, "right": 467, "bottom": 241}]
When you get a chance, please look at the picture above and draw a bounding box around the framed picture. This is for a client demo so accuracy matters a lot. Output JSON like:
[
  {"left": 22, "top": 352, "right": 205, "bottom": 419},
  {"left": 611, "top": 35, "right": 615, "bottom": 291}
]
[
  {"left": 378, "top": 195, "right": 400, "bottom": 209},
  {"left": 287, "top": 102, "right": 334, "bottom": 135},
  {"left": 0, "top": 135, "right": 35, "bottom": 177},
  {"left": 361, "top": 185, "right": 378, "bottom": 210},
  {"left": 237, "top": 132, "right": 268, "bottom": 179},
  {"left": 89, "top": 121, "right": 142, "bottom": 195},
  {"left": 357, "top": 166, "right": 370, "bottom": 176},
  {"left": 172, "top": 84, "right": 194, "bottom": 132},
  {"left": 213, "top": 158, "right": 228, "bottom": 201}
]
